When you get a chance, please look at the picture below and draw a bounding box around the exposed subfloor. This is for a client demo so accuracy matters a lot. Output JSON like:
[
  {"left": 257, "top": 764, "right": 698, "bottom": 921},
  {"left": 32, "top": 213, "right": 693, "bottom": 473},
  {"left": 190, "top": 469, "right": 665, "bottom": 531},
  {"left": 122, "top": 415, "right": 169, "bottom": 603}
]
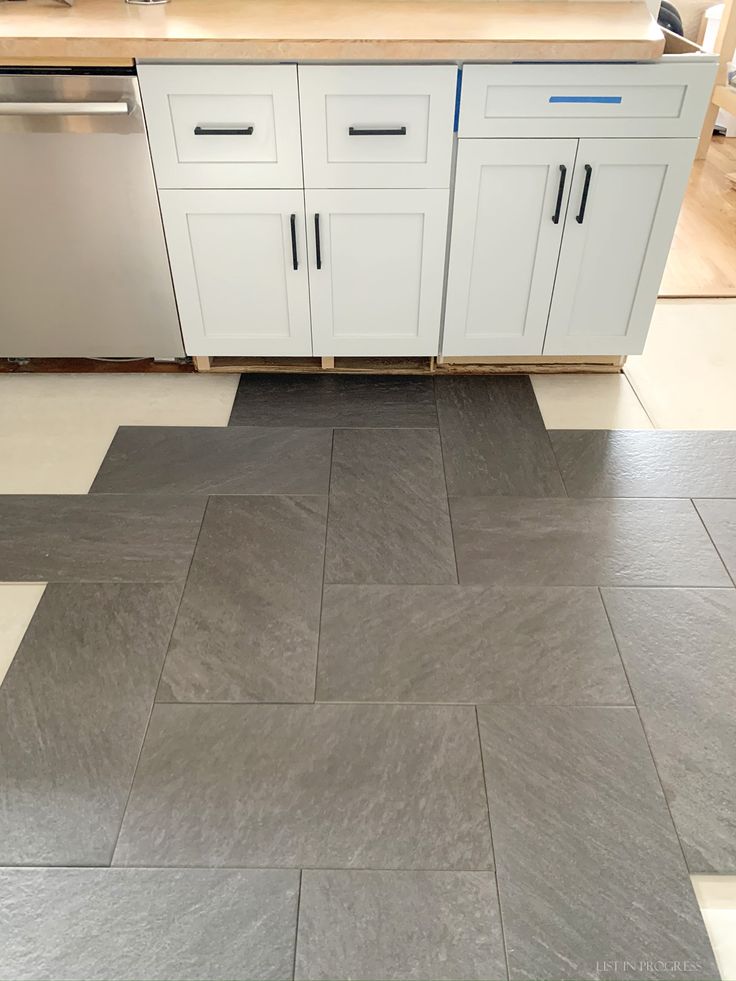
[{"left": 2, "top": 313, "right": 736, "bottom": 980}]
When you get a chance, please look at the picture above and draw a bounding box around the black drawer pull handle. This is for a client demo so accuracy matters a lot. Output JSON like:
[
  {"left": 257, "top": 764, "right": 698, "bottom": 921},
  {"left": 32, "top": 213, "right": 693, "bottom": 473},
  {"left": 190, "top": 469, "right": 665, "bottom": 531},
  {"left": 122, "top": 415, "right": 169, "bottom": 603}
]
[
  {"left": 348, "top": 126, "right": 407, "bottom": 136},
  {"left": 193, "top": 125, "right": 254, "bottom": 136},
  {"left": 576, "top": 164, "right": 593, "bottom": 224},
  {"left": 552, "top": 164, "right": 567, "bottom": 225},
  {"left": 290, "top": 213, "right": 298, "bottom": 271},
  {"left": 314, "top": 213, "right": 322, "bottom": 270}
]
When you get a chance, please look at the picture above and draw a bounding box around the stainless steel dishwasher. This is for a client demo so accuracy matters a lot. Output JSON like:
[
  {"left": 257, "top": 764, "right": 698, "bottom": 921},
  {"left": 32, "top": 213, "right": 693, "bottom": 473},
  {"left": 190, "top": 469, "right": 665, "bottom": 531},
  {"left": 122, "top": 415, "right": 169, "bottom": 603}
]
[{"left": 0, "top": 70, "right": 184, "bottom": 358}]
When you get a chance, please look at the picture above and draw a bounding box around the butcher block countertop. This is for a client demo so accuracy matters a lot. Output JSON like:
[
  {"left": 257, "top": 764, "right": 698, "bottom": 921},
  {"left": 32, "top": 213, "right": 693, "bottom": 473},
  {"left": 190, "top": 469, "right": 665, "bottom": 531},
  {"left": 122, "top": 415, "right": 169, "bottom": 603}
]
[{"left": 0, "top": 0, "right": 665, "bottom": 66}]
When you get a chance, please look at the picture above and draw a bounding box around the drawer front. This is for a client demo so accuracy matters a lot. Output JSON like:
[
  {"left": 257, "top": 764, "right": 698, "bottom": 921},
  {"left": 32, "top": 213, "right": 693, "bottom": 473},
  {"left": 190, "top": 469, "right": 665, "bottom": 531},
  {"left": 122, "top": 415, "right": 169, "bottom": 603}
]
[
  {"left": 138, "top": 65, "right": 302, "bottom": 188},
  {"left": 299, "top": 65, "right": 456, "bottom": 188},
  {"left": 459, "top": 63, "right": 716, "bottom": 138}
]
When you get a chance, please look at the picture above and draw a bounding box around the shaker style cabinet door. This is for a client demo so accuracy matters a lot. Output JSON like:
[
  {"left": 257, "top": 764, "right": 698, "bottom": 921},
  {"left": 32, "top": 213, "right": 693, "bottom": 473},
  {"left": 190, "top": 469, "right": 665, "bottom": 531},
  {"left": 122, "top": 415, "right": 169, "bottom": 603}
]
[
  {"left": 305, "top": 188, "right": 450, "bottom": 356},
  {"left": 543, "top": 138, "right": 696, "bottom": 355},
  {"left": 442, "top": 138, "right": 577, "bottom": 356},
  {"left": 159, "top": 190, "right": 312, "bottom": 356}
]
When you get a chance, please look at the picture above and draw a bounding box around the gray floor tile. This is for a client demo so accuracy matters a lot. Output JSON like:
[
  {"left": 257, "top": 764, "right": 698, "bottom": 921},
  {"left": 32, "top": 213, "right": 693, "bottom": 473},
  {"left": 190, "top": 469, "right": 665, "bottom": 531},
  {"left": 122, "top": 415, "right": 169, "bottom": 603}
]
[
  {"left": 602, "top": 587, "right": 736, "bottom": 872},
  {"left": 90, "top": 426, "right": 332, "bottom": 495},
  {"left": 0, "top": 583, "right": 180, "bottom": 865},
  {"left": 113, "top": 703, "right": 492, "bottom": 869},
  {"left": 295, "top": 870, "right": 507, "bottom": 981},
  {"left": 693, "top": 499, "right": 736, "bottom": 582},
  {"left": 0, "top": 867, "right": 298, "bottom": 981},
  {"left": 158, "top": 496, "right": 326, "bottom": 703},
  {"left": 551, "top": 430, "right": 736, "bottom": 498},
  {"left": 318, "top": 585, "right": 630, "bottom": 705},
  {"left": 450, "top": 497, "right": 730, "bottom": 586},
  {"left": 326, "top": 429, "right": 456, "bottom": 585},
  {"left": 0, "top": 494, "right": 205, "bottom": 581},
  {"left": 478, "top": 706, "right": 719, "bottom": 980},
  {"left": 229, "top": 373, "right": 438, "bottom": 428},
  {"left": 436, "top": 376, "right": 565, "bottom": 496}
]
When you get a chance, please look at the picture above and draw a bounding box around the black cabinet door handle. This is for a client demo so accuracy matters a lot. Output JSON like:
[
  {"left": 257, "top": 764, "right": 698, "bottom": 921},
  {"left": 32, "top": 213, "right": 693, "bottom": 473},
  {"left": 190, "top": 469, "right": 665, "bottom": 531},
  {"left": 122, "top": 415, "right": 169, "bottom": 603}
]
[
  {"left": 576, "top": 164, "right": 593, "bottom": 224},
  {"left": 348, "top": 126, "right": 407, "bottom": 136},
  {"left": 552, "top": 164, "right": 567, "bottom": 225},
  {"left": 193, "top": 125, "right": 254, "bottom": 136},
  {"left": 290, "top": 213, "right": 298, "bottom": 271},
  {"left": 314, "top": 213, "right": 322, "bottom": 270}
]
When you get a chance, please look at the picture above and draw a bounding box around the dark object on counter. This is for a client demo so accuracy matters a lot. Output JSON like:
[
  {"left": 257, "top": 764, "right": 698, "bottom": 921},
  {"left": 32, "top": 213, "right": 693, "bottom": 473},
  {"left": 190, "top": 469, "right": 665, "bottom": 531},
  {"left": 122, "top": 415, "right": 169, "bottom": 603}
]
[{"left": 658, "top": 1, "right": 684, "bottom": 36}]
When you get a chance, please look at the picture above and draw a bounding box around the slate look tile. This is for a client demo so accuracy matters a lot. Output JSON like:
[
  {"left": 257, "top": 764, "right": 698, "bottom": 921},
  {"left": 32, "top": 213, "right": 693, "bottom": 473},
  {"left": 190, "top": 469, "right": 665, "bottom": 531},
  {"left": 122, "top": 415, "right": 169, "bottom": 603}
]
[
  {"left": 158, "top": 496, "right": 327, "bottom": 703},
  {"left": 0, "top": 583, "right": 180, "bottom": 865},
  {"left": 0, "top": 494, "right": 205, "bottom": 581},
  {"left": 450, "top": 497, "right": 730, "bottom": 586},
  {"left": 325, "top": 428, "right": 456, "bottom": 584},
  {"left": 0, "top": 867, "right": 299, "bottom": 981},
  {"left": 113, "top": 703, "right": 492, "bottom": 870},
  {"left": 551, "top": 430, "right": 736, "bottom": 497},
  {"left": 295, "top": 870, "right": 507, "bottom": 981},
  {"left": 478, "top": 706, "right": 719, "bottom": 980},
  {"left": 317, "top": 585, "right": 630, "bottom": 704},
  {"left": 694, "top": 499, "right": 736, "bottom": 582},
  {"left": 436, "top": 375, "right": 565, "bottom": 496},
  {"left": 90, "top": 425, "right": 332, "bottom": 495},
  {"left": 603, "top": 587, "right": 736, "bottom": 873},
  {"left": 229, "top": 373, "right": 438, "bottom": 427}
]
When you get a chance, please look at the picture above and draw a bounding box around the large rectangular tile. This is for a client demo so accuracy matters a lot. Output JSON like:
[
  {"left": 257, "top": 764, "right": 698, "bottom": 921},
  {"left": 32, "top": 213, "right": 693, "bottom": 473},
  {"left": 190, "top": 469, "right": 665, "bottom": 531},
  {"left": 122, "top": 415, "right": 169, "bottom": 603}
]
[
  {"left": 158, "top": 496, "right": 326, "bottom": 703},
  {"left": 0, "top": 867, "right": 298, "bottom": 981},
  {"left": 318, "top": 585, "right": 630, "bottom": 705},
  {"left": 229, "top": 373, "right": 438, "bottom": 428},
  {"left": 478, "top": 706, "right": 719, "bottom": 980},
  {"left": 90, "top": 426, "right": 332, "bottom": 495},
  {"left": 295, "top": 870, "right": 506, "bottom": 981},
  {"left": 0, "top": 495, "right": 205, "bottom": 581},
  {"left": 325, "top": 429, "right": 456, "bottom": 584},
  {"left": 450, "top": 497, "right": 730, "bottom": 586},
  {"left": 436, "top": 376, "right": 565, "bottom": 496},
  {"left": 530, "top": 374, "right": 653, "bottom": 430},
  {"left": 551, "top": 430, "right": 736, "bottom": 497},
  {"left": 0, "top": 583, "right": 180, "bottom": 865},
  {"left": 603, "top": 587, "right": 736, "bottom": 872},
  {"left": 113, "top": 703, "right": 492, "bottom": 869},
  {"left": 694, "top": 499, "right": 736, "bottom": 582}
]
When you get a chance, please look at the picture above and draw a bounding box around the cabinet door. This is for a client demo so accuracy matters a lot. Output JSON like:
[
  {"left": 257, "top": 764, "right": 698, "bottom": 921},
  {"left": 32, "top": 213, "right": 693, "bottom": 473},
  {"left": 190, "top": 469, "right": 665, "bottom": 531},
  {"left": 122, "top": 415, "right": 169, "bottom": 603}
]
[
  {"left": 306, "top": 189, "right": 449, "bottom": 356},
  {"left": 160, "top": 190, "right": 312, "bottom": 356},
  {"left": 442, "top": 139, "right": 577, "bottom": 356},
  {"left": 543, "top": 138, "right": 696, "bottom": 355}
]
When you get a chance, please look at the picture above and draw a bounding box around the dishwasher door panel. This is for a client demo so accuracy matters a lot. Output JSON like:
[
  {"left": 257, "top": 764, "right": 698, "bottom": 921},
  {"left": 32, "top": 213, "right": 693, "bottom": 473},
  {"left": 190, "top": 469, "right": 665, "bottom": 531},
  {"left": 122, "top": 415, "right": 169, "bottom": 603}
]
[{"left": 0, "top": 72, "right": 184, "bottom": 358}]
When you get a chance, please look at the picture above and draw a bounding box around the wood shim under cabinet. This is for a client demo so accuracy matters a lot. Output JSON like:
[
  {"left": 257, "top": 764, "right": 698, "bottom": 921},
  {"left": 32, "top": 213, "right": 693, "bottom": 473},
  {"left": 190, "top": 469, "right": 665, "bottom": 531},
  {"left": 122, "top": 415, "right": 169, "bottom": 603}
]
[{"left": 192, "top": 355, "right": 626, "bottom": 375}]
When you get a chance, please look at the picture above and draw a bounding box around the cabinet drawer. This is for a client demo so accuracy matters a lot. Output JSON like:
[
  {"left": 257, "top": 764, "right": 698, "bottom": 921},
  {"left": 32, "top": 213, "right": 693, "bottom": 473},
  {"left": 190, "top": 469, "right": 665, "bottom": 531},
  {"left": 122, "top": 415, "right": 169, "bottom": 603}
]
[
  {"left": 299, "top": 66, "right": 456, "bottom": 188},
  {"left": 459, "top": 63, "right": 716, "bottom": 138},
  {"left": 138, "top": 65, "right": 302, "bottom": 189}
]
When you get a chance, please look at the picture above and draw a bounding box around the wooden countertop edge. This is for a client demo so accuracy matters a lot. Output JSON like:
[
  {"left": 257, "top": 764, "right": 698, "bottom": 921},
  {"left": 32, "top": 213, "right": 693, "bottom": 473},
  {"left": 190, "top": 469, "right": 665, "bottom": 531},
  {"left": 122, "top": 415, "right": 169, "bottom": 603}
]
[{"left": 0, "top": 34, "right": 665, "bottom": 66}]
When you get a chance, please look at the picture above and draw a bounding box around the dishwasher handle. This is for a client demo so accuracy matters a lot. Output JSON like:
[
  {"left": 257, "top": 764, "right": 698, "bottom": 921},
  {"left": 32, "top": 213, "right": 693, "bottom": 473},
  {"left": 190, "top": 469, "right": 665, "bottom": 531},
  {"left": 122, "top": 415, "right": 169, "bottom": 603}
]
[{"left": 0, "top": 101, "right": 132, "bottom": 116}]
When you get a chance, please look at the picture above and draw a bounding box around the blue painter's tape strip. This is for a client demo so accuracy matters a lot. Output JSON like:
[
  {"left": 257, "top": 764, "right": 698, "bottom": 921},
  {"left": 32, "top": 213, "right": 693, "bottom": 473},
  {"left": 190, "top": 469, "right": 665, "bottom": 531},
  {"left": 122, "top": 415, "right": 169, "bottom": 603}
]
[
  {"left": 549, "top": 95, "right": 622, "bottom": 104},
  {"left": 454, "top": 67, "right": 463, "bottom": 132}
]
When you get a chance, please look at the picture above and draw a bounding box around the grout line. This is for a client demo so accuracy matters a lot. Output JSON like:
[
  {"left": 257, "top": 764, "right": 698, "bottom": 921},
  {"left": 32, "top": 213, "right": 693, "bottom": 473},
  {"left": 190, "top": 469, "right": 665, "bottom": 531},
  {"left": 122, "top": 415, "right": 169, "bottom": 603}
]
[
  {"left": 474, "top": 706, "right": 511, "bottom": 981},
  {"left": 152, "top": 698, "right": 637, "bottom": 708},
  {"left": 690, "top": 498, "right": 736, "bottom": 589},
  {"left": 434, "top": 385, "right": 460, "bottom": 586},
  {"left": 312, "top": 429, "right": 334, "bottom": 702},
  {"left": 622, "top": 367, "right": 660, "bottom": 429},
  {"left": 621, "top": 372, "right": 657, "bottom": 429},
  {"left": 291, "top": 869, "right": 303, "bottom": 981},
  {"left": 597, "top": 586, "right": 696, "bottom": 877},
  {"left": 106, "top": 497, "right": 211, "bottom": 867}
]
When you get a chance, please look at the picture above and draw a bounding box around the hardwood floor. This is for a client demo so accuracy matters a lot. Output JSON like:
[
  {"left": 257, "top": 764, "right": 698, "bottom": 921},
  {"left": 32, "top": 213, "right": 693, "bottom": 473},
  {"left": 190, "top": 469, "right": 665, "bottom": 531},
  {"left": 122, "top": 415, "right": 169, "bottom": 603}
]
[{"left": 660, "top": 135, "right": 736, "bottom": 297}]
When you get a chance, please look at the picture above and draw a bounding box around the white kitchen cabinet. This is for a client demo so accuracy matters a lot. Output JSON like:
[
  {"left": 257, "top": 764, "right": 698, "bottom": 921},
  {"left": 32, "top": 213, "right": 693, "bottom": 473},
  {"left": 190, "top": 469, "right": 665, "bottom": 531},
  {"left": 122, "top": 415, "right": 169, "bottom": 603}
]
[
  {"left": 443, "top": 139, "right": 577, "bottom": 356},
  {"left": 543, "top": 138, "right": 696, "bottom": 355},
  {"left": 159, "top": 189, "right": 312, "bottom": 356},
  {"left": 305, "top": 188, "right": 450, "bottom": 356}
]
